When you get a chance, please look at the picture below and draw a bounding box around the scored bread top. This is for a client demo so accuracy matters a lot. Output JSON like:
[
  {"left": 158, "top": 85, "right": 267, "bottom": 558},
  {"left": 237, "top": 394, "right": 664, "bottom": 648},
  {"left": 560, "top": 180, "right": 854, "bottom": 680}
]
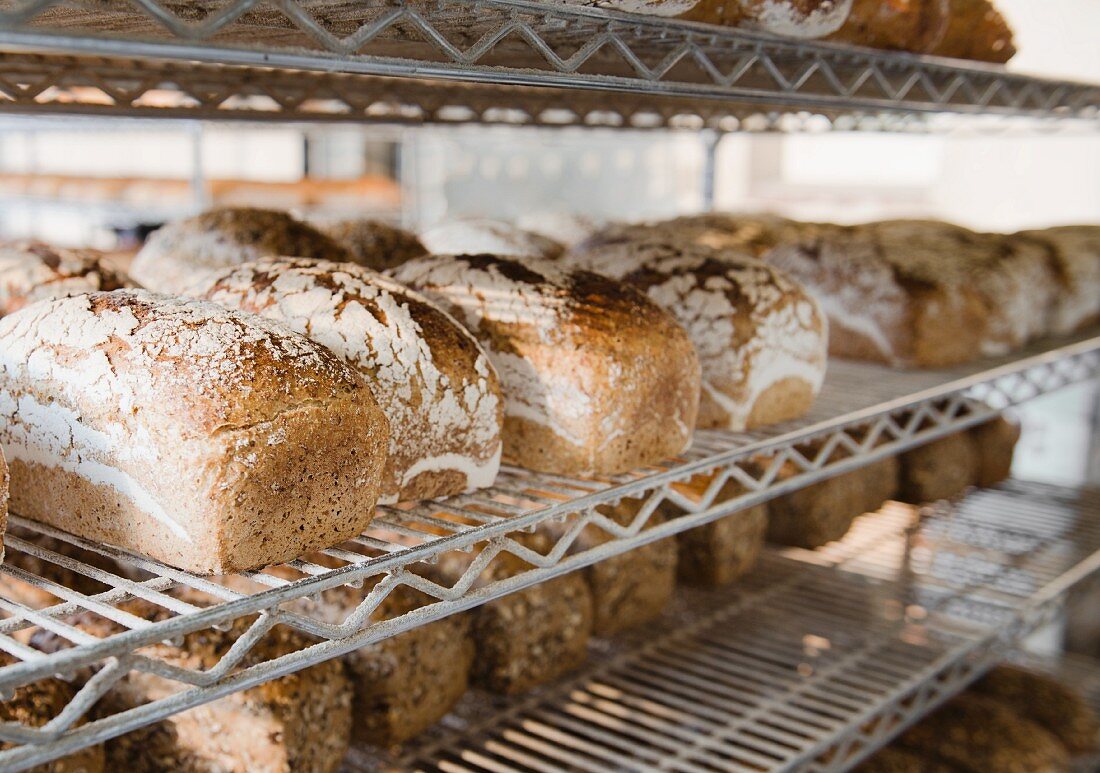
[
  {"left": 388, "top": 253, "right": 700, "bottom": 474},
  {"left": 0, "top": 290, "right": 371, "bottom": 439},
  {"left": 192, "top": 258, "right": 503, "bottom": 503},
  {"left": 0, "top": 241, "right": 132, "bottom": 317},
  {"left": 566, "top": 240, "right": 827, "bottom": 430},
  {"left": 129, "top": 207, "right": 351, "bottom": 294}
]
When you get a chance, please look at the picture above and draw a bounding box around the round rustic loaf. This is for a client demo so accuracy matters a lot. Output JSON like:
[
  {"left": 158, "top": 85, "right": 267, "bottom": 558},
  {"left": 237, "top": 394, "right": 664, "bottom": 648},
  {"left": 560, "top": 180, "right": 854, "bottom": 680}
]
[
  {"left": 192, "top": 258, "right": 503, "bottom": 504},
  {"left": 681, "top": 0, "right": 852, "bottom": 37},
  {"left": 419, "top": 219, "right": 565, "bottom": 260},
  {"left": 129, "top": 207, "right": 351, "bottom": 295},
  {"left": 566, "top": 0, "right": 700, "bottom": 17},
  {"left": 321, "top": 219, "right": 427, "bottom": 271},
  {"left": 578, "top": 212, "right": 805, "bottom": 257},
  {"left": 566, "top": 240, "right": 827, "bottom": 430},
  {"left": 0, "top": 290, "right": 390, "bottom": 573},
  {"left": 1013, "top": 225, "right": 1100, "bottom": 336},
  {"left": 388, "top": 254, "right": 701, "bottom": 477},
  {"left": 0, "top": 241, "right": 132, "bottom": 317}
]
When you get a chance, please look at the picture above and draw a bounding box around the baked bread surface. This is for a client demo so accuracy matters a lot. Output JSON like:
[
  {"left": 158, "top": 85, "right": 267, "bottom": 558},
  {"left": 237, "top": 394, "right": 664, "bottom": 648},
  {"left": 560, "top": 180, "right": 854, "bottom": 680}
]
[
  {"left": 321, "top": 219, "right": 427, "bottom": 271},
  {"left": 0, "top": 242, "right": 132, "bottom": 317}
]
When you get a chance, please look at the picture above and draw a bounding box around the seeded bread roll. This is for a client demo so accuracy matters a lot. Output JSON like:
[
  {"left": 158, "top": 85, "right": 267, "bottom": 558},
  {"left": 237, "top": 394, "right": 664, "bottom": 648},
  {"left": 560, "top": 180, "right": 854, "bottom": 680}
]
[
  {"left": 0, "top": 291, "right": 389, "bottom": 574},
  {"left": 1014, "top": 226, "right": 1100, "bottom": 336},
  {"left": 320, "top": 219, "right": 427, "bottom": 271},
  {"left": 36, "top": 594, "right": 351, "bottom": 773},
  {"left": 971, "top": 665, "right": 1099, "bottom": 754},
  {"left": 0, "top": 653, "right": 106, "bottom": 773},
  {"left": 897, "top": 431, "right": 977, "bottom": 504},
  {"left": 129, "top": 208, "right": 351, "bottom": 295},
  {"left": 566, "top": 240, "right": 827, "bottom": 430},
  {"left": 764, "top": 220, "right": 1056, "bottom": 367},
  {"left": 971, "top": 414, "right": 1020, "bottom": 488},
  {"left": 389, "top": 254, "right": 700, "bottom": 477},
  {"left": 419, "top": 220, "right": 565, "bottom": 261},
  {"left": 664, "top": 474, "right": 768, "bottom": 586},
  {"left": 430, "top": 540, "right": 593, "bottom": 696},
  {"left": 0, "top": 242, "right": 132, "bottom": 317},
  {"left": 191, "top": 258, "right": 503, "bottom": 504},
  {"left": 679, "top": 0, "right": 853, "bottom": 38},
  {"left": 896, "top": 693, "right": 1070, "bottom": 773},
  {"left": 253, "top": 559, "right": 474, "bottom": 747}
]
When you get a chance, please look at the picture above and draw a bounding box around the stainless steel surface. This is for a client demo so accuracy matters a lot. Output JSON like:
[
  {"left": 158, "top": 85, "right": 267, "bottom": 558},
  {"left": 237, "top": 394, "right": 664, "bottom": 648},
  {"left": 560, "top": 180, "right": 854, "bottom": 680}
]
[
  {"left": 351, "top": 481, "right": 1100, "bottom": 772},
  {"left": 0, "top": 333, "right": 1098, "bottom": 770},
  {"left": 0, "top": 1, "right": 1097, "bottom": 129}
]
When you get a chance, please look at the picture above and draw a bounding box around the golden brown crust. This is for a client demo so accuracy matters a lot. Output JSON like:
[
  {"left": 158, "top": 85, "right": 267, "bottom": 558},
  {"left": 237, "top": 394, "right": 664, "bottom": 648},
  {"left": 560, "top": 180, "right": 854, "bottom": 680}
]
[
  {"left": 971, "top": 414, "right": 1020, "bottom": 488},
  {"left": 897, "top": 431, "right": 977, "bottom": 503},
  {"left": 0, "top": 242, "right": 132, "bottom": 318},
  {"left": 929, "top": 0, "right": 1016, "bottom": 62},
  {"left": 321, "top": 219, "right": 427, "bottom": 271},
  {"left": 767, "top": 463, "right": 865, "bottom": 548},
  {"left": 1013, "top": 226, "right": 1100, "bottom": 336}
]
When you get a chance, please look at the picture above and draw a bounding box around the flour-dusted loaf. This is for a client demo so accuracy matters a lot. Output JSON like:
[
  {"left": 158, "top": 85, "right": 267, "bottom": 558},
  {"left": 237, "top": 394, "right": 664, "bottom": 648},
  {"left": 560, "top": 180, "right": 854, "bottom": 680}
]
[
  {"left": 191, "top": 258, "right": 503, "bottom": 504},
  {"left": 419, "top": 220, "right": 565, "bottom": 260},
  {"left": 0, "top": 242, "right": 132, "bottom": 318},
  {"left": 129, "top": 207, "right": 351, "bottom": 295},
  {"left": 515, "top": 212, "right": 603, "bottom": 249},
  {"left": 320, "top": 219, "right": 427, "bottom": 271},
  {"left": 562, "top": 0, "right": 699, "bottom": 18},
  {"left": 764, "top": 220, "right": 1056, "bottom": 367},
  {"left": 0, "top": 653, "right": 106, "bottom": 773},
  {"left": 1014, "top": 225, "right": 1100, "bottom": 336},
  {"left": 567, "top": 240, "right": 827, "bottom": 430},
  {"left": 389, "top": 254, "right": 700, "bottom": 476},
  {"left": 0, "top": 290, "right": 389, "bottom": 574},
  {"left": 680, "top": 0, "right": 852, "bottom": 37},
  {"left": 578, "top": 212, "right": 805, "bottom": 257}
]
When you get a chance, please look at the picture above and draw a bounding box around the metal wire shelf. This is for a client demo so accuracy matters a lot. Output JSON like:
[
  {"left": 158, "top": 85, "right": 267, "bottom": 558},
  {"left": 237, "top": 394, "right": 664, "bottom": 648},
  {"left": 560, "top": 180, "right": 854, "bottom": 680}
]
[
  {"left": 0, "top": 1, "right": 1098, "bottom": 129},
  {"left": 350, "top": 481, "right": 1100, "bottom": 772},
  {"left": 0, "top": 332, "right": 1098, "bottom": 769}
]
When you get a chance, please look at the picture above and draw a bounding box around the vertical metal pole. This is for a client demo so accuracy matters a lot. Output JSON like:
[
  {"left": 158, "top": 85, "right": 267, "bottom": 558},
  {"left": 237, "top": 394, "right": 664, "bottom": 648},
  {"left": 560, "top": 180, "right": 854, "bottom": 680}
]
[
  {"left": 701, "top": 129, "right": 721, "bottom": 213},
  {"left": 189, "top": 121, "right": 208, "bottom": 212}
]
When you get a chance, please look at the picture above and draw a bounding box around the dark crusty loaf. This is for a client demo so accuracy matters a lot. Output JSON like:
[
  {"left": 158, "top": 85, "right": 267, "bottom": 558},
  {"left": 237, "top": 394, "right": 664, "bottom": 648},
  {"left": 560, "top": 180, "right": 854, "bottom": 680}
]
[
  {"left": 129, "top": 208, "right": 351, "bottom": 295},
  {"left": 971, "top": 664, "right": 1099, "bottom": 755},
  {"left": 1013, "top": 225, "right": 1100, "bottom": 336},
  {"left": 320, "top": 219, "right": 427, "bottom": 271},
  {"left": 897, "top": 431, "right": 977, "bottom": 504},
  {"left": 389, "top": 254, "right": 700, "bottom": 477},
  {"left": 895, "top": 693, "right": 1070, "bottom": 772},
  {"left": 0, "top": 242, "right": 132, "bottom": 318},
  {"left": 0, "top": 290, "right": 390, "bottom": 574},
  {"left": 660, "top": 474, "right": 767, "bottom": 587},
  {"left": 829, "top": 0, "right": 1015, "bottom": 63},
  {"left": 0, "top": 652, "right": 106, "bottom": 773},
  {"left": 431, "top": 538, "right": 593, "bottom": 696},
  {"left": 577, "top": 213, "right": 806, "bottom": 258},
  {"left": 36, "top": 594, "right": 352, "bottom": 773},
  {"left": 191, "top": 258, "right": 503, "bottom": 504},
  {"left": 566, "top": 240, "right": 827, "bottom": 430},
  {"left": 971, "top": 414, "right": 1020, "bottom": 488}
]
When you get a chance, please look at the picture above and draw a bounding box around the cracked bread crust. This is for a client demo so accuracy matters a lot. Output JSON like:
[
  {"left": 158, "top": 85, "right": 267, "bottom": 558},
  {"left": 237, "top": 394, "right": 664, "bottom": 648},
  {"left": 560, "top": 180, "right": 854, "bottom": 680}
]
[
  {"left": 191, "top": 258, "right": 503, "bottom": 504},
  {"left": 129, "top": 208, "right": 352, "bottom": 295},
  {"left": 0, "top": 242, "right": 132, "bottom": 318},
  {"left": 0, "top": 291, "right": 389, "bottom": 573},
  {"left": 389, "top": 254, "right": 700, "bottom": 476},
  {"left": 321, "top": 219, "right": 427, "bottom": 271}
]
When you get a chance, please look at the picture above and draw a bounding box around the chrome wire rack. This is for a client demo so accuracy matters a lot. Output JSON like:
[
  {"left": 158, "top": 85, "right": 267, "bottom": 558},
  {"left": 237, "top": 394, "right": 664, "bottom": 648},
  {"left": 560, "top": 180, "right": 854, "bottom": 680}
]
[
  {"left": 0, "top": 332, "right": 1098, "bottom": 770},
  {"left": 0, "top": 1, "right": 1098, "bottom": 129},
  {"left": 353, "top": 481, "right": 1100, "bottom": 772}
]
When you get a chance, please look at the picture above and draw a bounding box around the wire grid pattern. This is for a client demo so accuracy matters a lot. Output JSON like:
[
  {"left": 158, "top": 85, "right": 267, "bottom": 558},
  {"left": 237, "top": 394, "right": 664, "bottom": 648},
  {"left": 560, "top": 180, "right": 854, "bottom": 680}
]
[
  {"left": 362, "top": 481, "right": 1100, "bottom": 772},
  {"left": 0, "top": 1, "right": 1097, "bottom": 127},
  {"left": 0, "top": 335, "right": 1097, "bottom": 769}
]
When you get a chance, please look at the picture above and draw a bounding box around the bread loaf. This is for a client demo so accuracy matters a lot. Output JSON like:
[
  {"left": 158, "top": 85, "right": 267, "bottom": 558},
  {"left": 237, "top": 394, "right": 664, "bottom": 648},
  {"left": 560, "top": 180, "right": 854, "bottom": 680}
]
[
  {"left": 763, "top": 220, "right": 1055, "bottom": 367},
  {"left": 418, "top": 220, "right": 564, "bottom": 260},
  {"left": 515, "top": 212, "right": 602, "bottom": 248},
  {"left": 36, "top": 595, "right": 352, "bottom": 773},
  {"left": 896, "top": 694, "right": 1069, "bottom": 772},
  {"left": 389, "top": 254, "right": 700, "bottom": 476},
  {"left": 1014, "top": 226, "right": 1100, "bottom": 336},
  {"left": 971, "top": 665, "right": 1099, "bottom": 754},
  {"left": 971, "top": 414, "right": 1020, "bottom": 488},
  {"left": 897, "top": 431, "right": 977, "bottom": 503},
  {"left": 129, "top": 208, "right": 351, "bottom": 295},
  {"left": 767, "top": 462, "right": 865, "bottom": 549},
  {"left": 561, "top": 0, "right": 699, "bottom": 17},
  {"left": 0, "top": 653, "right": 106, "bottom": 773},
  {"left": 430, "top": 540, "right": 593, "bottom": 695},
  {"left": 191, "top": 259, "right": 503, "bottom": 504},
  {"left": 854, "top": 748, "right": 956, "bottom": 773},
  {"left": 0, "top": 242, "right": 132, "bottom": 317},
  {"left": 664, "top": 475, "right": 767, "bottom": 586},
  {"left": 0, "top": 291, "right": 389, "bottom": 574},
  {"left": 320, "top": 219, "right": 427, "bottom": 271},
  {"left": 578, "top": 213, "right": 805, "bottom": 258},
  {"left": 829, "top": 0, "right": 1015, "bottom": 63},
  {"left": 680, "top": 0, "right": 852, "bottom": 37},
  {"left": 566, "top": 240, "right": 827, "bottom": 430}
]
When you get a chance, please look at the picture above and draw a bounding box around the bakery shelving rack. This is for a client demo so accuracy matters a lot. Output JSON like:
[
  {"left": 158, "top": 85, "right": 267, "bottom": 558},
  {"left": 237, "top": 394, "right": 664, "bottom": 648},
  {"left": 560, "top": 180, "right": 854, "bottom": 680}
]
[{"left": 2, "top": 1, "right": 1100, "bottom": 771}]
